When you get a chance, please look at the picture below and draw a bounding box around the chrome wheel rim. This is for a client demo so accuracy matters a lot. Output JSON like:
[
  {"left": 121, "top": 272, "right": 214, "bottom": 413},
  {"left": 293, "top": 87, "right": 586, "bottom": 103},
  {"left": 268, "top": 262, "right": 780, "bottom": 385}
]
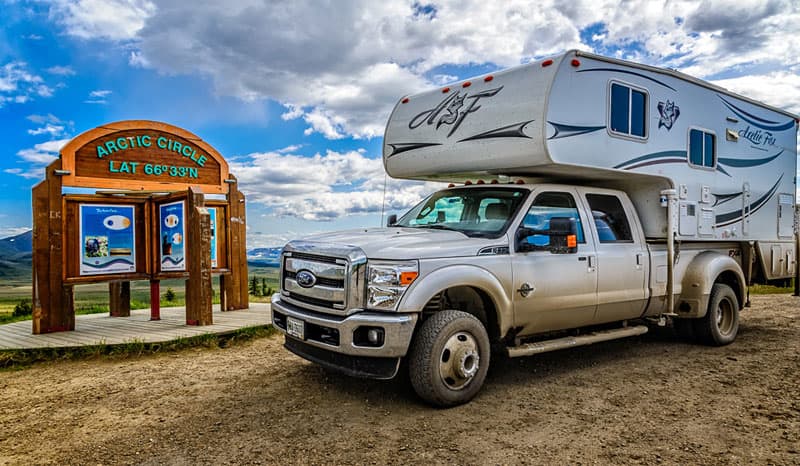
[
  {"left": 716, "top": 297, "right": 735, "bottom": 336},
  {"left": 439, "top": 331, "right": 480, "bottom": 390}
]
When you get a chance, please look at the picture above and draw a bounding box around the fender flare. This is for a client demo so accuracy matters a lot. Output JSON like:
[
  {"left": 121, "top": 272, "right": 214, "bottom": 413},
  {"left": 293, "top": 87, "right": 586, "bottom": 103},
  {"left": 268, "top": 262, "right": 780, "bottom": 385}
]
[
  {"left": 396, "top": 264, "right": 512, "bottom": 336},
  {"left": 678, "top": 251, "right": 746, "bottom": 318}
]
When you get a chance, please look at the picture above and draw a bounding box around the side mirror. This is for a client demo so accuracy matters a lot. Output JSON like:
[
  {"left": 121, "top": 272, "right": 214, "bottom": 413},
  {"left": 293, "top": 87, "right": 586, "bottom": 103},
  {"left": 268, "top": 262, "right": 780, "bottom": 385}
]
[
  {"left": 386, "top": 214, "right": 397, "bottom": 227},
  {"left": 515, "top": 217, "right": 578, "bottom": 254},
  {"left": 548, "top": 217, "right": 578, "bottom": 254}
]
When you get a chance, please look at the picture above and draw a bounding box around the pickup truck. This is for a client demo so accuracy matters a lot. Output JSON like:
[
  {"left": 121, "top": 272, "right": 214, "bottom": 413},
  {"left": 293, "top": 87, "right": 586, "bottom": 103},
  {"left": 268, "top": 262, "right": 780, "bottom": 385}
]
[{"left": 271, "top": 182, "right": 745, "bottom": 406}]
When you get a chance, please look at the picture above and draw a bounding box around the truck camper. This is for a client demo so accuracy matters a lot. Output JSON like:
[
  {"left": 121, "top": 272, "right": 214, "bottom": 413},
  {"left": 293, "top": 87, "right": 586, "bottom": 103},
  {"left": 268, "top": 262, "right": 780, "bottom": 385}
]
[{"left": 272, "top": 50, "right": 798, "bottom": 406}]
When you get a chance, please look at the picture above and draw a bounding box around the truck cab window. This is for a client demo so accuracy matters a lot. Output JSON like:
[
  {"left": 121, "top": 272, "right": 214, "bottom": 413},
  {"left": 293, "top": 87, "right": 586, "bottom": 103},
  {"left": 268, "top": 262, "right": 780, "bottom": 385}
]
[
  {"left": 585, "top": 194, "right": 633, "bottom": 242},
  {"left": 521, "top": 191, "right": 585, "bottom": 247}
]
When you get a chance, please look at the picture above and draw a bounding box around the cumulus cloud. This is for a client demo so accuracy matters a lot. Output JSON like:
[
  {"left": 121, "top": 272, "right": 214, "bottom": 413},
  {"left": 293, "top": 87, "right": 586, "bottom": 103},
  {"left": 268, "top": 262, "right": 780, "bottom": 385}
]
[
  {"left": 16, "top": 139, "right": 70, "bottom": 164},
  {"left": 43, "top": 0, "right": 799, "bottom": 141},
  {"left": 45, "top": 65, "right": 76, "bottom": 76},
  {"left": 0, "top": 62, "right": 54, "bottom": 107},
  {"left": 48, "top": 0, "right": 156, "bottom": 41},
  {"left": 85, "top": 88, "right": 112, "bottom": 104},
  {"left": 231, "top": 148, "right": 440, "bottom": 221}
]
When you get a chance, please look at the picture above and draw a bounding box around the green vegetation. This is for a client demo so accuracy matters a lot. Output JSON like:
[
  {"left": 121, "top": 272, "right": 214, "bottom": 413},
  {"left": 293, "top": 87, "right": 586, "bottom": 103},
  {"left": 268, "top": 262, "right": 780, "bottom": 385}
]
[
  {"left": 0, "top": 325, "right": 278, "bottom": 369},
  {"left": 0, "top": 267, "right": 280, "bottom": 322}
]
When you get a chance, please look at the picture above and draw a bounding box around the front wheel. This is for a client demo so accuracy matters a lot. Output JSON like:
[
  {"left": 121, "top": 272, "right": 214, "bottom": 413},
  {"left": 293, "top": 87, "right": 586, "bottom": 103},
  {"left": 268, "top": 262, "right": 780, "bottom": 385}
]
[
  {"left": 693, "top": 283, "right": 740, "bottom": 346},
  {"left": 408, "top": 310, "right": 490, "bottom": 407}
]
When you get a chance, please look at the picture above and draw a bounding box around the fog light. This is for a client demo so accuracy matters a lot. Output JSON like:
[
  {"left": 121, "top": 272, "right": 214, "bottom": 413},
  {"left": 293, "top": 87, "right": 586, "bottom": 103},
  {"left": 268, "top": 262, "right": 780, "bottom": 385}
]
[
  {"left": 367, "top": 328, "right": 381, "bottom": 344},
  {"left": 353, "top": 326, "right": 385, "bottom": 347}
]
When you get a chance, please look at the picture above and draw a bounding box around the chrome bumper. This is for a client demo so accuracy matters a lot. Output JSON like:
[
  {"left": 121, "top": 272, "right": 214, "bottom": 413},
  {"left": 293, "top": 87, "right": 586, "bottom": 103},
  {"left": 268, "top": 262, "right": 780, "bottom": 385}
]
[{"left": 271, "top": 295, "right": 418, "bottom": 357}]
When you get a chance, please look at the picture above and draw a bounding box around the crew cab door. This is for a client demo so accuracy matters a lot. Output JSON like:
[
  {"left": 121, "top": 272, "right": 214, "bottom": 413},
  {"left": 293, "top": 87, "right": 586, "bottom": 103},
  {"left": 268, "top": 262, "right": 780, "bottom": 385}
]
[
  {"left": 578, "top": 189, "right": 648, "bottom": 322},
  {"left": 511, "top": 189, "right": 598, "bottom": 335}
]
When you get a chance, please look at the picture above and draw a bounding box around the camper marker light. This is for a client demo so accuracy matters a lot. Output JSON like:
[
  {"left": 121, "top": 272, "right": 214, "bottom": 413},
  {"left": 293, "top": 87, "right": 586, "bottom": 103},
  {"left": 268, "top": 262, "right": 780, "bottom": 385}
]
[
  {"left": 462, "top": 81, "right": 472, "bottom": 88},
  {"left": 571, "top": 59, "right": 581, "bottom": 67},
  {"left": 490, "top": 179, "right": 499, "bottom": 184},
  {"left": 477, "top": 179, "right": 485, "bottom": 184},
  {"left": 515, "top": 179, "right": 525, "bottom": 184},
  {"left": 442, "top": 87, "right": 450, "bottom": 93},
  {"left": 465, "top": 180, "right": 473, "bottom": 185},
  {"left": 484, "top": 75, "right": 494, "bottom": 82},
  {"left": 542, "top": 59, "right": 554, "bottom": 67},
  {"left": 401, "top": 97, "right": 409, "bottom": 104},
  {"left": 448, "top": 183, "right": 455, "bottom": 188}
]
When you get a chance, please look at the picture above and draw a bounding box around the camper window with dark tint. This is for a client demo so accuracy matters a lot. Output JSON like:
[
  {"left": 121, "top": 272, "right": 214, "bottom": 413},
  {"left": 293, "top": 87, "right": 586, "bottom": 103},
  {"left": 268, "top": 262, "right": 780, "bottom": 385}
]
[
  {"left": 585, "top": 194, "right": 633, "bottom": 243},
  {"left": 688, "top": 128, "right": 716, "bottom": 168},
  {"left": 609, "top": 83, "right": 647, "bottom": 138}
]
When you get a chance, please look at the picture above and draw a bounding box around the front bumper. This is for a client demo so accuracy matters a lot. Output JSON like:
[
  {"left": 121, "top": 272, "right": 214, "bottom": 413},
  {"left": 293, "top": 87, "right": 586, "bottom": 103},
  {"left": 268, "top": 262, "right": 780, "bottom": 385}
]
[{"left": 271, "top": 295, "right": 418, "bottom": 359}]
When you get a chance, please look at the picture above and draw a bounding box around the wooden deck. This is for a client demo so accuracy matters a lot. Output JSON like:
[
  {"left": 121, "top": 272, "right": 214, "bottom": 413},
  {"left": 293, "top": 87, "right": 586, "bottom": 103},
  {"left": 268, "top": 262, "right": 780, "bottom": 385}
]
[{"left": 0, "top": 304, "right": 272, "bottom": 350}]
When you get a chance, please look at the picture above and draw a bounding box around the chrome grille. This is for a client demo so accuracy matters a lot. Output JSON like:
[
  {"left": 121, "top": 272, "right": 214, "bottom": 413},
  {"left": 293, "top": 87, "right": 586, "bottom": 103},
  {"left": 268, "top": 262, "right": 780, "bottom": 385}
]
[{"left": 282, "top": 253, "right": 348, "bottom": 312}]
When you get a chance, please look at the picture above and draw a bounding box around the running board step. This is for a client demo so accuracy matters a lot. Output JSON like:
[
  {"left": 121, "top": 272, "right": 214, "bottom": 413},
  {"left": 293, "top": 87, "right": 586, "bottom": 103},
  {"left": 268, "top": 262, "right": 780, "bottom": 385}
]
[{"left": 507, "top": 325, "right": 649, "bottom": 358}]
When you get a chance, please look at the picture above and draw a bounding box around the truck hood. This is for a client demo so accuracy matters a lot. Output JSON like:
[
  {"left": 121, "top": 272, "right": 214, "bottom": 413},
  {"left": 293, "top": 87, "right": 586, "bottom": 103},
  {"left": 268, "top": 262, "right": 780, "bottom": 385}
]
[{"left": 296, "top": 227, "right": 508, "bottom": 260}]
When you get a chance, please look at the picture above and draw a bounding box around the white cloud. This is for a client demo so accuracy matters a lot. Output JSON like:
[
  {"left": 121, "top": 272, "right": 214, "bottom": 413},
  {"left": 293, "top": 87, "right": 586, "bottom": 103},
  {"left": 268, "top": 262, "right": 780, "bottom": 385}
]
[
  {"left": 0, "top": 62, "right": 54, "bottom": 107},
  {"left": 28, "top": 124, "right": 66, "bottom": 137},
  {"left": 13, "top": 138, "right": 70, "bottom": 170},
  {"left": 711, "top": 71, "right": 800, "bottom": 115},
  {"left": 45, "top": 0, "right": 799, "bottom": 140},
  {"left": 48, "top": 0, "right": 156, "bottom": 41},
  {"left": 231, "top": 148, "right": 439, "bottom": 221},
  {"left": 89, "top": 89, "right": 112, "bottom": 98},
  {"left": 46, "top": 65, "right": 76, "bottom": 76}
]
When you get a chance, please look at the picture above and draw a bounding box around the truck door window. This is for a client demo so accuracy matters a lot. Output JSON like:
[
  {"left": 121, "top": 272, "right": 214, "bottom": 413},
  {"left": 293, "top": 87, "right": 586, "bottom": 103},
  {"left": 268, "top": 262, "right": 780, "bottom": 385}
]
[
  {"left": 522, "top": 192, "right": 585, "bottom": 247},
  {"left": 585, "top": 194, "right": 633, "bottom": 242}
]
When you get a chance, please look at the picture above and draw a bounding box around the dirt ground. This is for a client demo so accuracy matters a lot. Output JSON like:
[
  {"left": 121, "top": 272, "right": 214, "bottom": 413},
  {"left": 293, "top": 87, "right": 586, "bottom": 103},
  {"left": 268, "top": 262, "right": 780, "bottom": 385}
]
[{"left": 0, "top": 295, "right": 798, "bottom": 465}]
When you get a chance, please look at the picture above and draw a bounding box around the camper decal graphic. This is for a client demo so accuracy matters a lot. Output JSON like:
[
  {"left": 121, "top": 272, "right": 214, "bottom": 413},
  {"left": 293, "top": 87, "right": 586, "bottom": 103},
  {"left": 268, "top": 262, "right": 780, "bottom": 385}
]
[
  {"left": 715, "top": 176, "right": 782, "bottom": 227},
  {"left": 657, "top": 100, "right": 680, "bottom": 130},
  {"left": 718, "top": 95, "right": 795, "bottom": 132},
  {"left": 409, "top": 86, "right": 503, "bottom": 137}
]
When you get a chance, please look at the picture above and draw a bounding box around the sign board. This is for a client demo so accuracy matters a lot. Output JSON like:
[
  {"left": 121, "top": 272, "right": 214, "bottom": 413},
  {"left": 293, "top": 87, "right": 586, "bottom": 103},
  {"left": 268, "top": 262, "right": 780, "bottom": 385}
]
[
  {"left": 79, "top": 204, "right": 136, "bottom": 275},
  {"left": 59, "top": 120, "right": 230, "bottom": 194},
  {"left": 210, "top": 207, "right": 218, "bottom": 268},
  {"left": 159, "top": 200, "right": 186, "bottom": 272}
]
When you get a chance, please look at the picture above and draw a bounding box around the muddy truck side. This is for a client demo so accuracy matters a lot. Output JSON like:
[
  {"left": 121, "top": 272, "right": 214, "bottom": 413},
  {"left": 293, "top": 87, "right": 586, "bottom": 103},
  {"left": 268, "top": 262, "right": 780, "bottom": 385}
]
[{"left": 271, "top": 50, "right": 799, "bottom": 406}]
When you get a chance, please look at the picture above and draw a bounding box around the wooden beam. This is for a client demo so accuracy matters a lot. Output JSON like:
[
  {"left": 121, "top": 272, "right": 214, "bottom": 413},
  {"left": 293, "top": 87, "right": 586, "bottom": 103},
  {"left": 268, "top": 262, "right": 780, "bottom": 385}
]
[
  {"left": 32, "top": 160, "right": 74, "bottom": 333},
  {"left": 109, "top": 282, "right": 131, "bottom": 317},
  {"left": 185, "top": 188, "right": 213, "bottom": 325},
  {"left": 223, "top": 175, "right": 249, "bottom": 310}
]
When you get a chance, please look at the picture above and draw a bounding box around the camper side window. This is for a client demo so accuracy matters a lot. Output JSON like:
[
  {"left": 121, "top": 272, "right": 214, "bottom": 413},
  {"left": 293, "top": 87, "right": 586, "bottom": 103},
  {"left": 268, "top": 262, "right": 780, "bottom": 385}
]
[
  {"left": 609, "top": 82, "right": 647, "bottom": 139},
  {"left": 688, "top": 128, "right": 716, "bottom": 168}
]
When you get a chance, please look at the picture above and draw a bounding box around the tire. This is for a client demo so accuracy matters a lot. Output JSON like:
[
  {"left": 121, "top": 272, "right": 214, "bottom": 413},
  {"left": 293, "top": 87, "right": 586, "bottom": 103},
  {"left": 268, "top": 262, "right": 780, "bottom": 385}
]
[
  {"left": 673, "top": 318, "right": 695, "bottom": 342},
  {"left": 693, "top": 283, "right": 740, "bottom": 346},
  {"left": 408, "top": 310, "right": 490, "bottom": 407}
]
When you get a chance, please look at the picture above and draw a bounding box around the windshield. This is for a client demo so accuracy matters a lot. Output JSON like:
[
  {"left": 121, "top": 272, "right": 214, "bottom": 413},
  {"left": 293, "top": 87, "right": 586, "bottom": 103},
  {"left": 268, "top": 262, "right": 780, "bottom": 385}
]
[{"left": 394, "top": 187, "right": 529, "bottom": 238}]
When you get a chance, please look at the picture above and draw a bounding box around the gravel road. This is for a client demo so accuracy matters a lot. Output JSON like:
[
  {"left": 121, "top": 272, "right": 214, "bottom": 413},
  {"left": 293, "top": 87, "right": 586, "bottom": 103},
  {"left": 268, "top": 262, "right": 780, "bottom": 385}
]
[{"left": 1, "top": 294, "right": 798, "bottom": 465}]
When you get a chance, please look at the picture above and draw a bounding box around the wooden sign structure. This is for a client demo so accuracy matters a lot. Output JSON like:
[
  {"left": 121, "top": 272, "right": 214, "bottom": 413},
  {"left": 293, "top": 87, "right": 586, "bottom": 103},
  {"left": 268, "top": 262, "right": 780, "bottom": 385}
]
[{"left": 31, "top": 120, "right": 249, "bottom": 334}]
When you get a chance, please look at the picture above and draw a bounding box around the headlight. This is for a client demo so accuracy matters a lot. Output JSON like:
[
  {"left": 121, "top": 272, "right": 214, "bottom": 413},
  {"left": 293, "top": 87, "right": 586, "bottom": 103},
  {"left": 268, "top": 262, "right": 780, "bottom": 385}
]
[{"left": 366, "top": 260, "right": 419, "bottom": 310}]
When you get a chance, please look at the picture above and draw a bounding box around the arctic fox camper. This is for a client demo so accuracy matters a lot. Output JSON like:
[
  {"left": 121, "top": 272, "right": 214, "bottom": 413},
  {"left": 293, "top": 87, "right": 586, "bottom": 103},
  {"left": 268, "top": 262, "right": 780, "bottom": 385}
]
[{"left": 272, "top": 50, "right": 798, "bottom": 406}]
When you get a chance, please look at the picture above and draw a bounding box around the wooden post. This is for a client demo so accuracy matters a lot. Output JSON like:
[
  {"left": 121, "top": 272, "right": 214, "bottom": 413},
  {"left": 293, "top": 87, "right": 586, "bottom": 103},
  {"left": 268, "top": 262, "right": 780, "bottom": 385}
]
[
  {"left": 150, "top": 280, "right": 161, "bottom": 320},
  {"left": 32, "top": 160, "right": 74, "bottom": 334},
  {"left": 109, "top": 281, "right": 131, "bottom": 317},
  {"left": 185, "top": 188, "right": 213, "bottom": 325},
  {"left": 223, "top": 175, "right": 249, "bottom": 310}
]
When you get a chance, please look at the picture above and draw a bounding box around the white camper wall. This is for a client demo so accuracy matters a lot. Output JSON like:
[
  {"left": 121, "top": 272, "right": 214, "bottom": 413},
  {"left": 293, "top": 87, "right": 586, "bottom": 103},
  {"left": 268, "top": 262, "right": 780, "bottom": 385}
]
[{"left": 545, "top": 51, "right": 798, "bottom": 242}]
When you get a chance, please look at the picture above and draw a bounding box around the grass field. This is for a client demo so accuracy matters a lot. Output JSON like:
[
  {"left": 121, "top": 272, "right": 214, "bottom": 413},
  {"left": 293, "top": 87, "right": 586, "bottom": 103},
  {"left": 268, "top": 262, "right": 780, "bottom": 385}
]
[{"left": 0, "top": 265, "right": 279, "bottom": 324}]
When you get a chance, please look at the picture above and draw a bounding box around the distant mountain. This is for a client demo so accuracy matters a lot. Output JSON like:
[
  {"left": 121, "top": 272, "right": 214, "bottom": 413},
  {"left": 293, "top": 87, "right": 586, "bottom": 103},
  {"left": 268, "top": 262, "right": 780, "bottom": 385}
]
[
  {"left": 0, "top": 230, "right": 32, "bottom": 260},
  {"left": 247, "top": 247, "right": 283, "bottom": 267}
]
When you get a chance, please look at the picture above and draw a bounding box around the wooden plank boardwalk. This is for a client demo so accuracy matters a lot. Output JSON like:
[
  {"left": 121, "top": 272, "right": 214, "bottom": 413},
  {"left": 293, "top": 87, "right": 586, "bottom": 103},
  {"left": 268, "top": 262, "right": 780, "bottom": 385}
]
[{"left": 0, "top": 303, "right": 271, "bottom": 350}]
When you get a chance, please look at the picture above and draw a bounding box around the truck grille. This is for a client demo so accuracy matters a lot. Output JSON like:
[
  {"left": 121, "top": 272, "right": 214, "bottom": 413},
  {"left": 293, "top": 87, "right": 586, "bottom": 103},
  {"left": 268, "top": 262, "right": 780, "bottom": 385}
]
[{"left": 282, "top": 252, "right": 348, "bottom": 312}]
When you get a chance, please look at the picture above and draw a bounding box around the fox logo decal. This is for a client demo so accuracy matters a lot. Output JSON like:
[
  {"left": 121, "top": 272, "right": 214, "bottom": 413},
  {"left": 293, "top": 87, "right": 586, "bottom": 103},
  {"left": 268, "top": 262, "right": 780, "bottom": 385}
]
[{"left": 657, "top": 100, "right": 680, "bottom": 130}]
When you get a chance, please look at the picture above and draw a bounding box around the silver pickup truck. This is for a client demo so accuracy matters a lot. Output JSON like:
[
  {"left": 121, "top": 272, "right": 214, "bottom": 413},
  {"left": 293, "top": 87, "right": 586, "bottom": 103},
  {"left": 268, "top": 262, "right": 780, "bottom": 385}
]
[{"left": 271, "top": 183, "right": 746, "bottom": 406}]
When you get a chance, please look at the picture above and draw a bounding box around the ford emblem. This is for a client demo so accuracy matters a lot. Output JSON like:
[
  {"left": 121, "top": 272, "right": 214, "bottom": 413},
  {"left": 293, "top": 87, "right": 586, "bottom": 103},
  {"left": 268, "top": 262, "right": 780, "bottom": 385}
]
[{"left": 296, "top": 270, "right": 317, "bottom": 288}]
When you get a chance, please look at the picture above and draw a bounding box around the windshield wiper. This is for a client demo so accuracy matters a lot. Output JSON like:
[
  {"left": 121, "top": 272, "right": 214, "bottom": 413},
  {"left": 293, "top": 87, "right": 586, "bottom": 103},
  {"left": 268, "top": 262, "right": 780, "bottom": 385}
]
[{"left": 414, "top": 224, "right": 462, "bottom": 233}]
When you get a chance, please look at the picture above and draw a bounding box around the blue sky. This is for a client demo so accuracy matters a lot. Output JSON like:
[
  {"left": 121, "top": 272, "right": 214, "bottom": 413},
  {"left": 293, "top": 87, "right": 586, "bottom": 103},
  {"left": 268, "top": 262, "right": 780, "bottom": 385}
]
[{"left": 1, "top": 0, "right": 798, "bottom": 247}]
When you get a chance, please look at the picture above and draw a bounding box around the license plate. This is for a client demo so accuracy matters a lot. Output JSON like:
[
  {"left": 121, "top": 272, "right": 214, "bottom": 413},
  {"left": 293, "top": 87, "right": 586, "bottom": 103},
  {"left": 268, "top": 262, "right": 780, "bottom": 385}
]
[{"left": 286, "top": 316, "right": 305, "bottom": 340}]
